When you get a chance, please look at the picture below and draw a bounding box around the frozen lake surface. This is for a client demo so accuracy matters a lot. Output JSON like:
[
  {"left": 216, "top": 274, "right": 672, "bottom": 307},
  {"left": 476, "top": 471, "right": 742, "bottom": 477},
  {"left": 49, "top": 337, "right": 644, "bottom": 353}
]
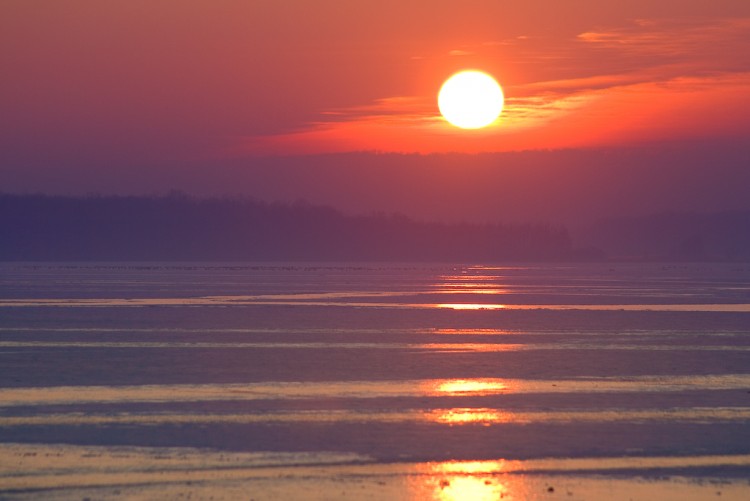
[{"left": 1, "top": 262, "right": 749, "bottom": 499}]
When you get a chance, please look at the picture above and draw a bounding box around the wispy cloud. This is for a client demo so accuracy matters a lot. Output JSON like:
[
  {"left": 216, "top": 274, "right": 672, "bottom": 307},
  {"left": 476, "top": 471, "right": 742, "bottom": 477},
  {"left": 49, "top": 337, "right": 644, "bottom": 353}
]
[
  {"left": 237, "top": 17, "right": 750, "bottom": 155},
  {"left": 448, "top": 49, "right": 474, "bottom": 57},
  {"left": 577, "top": 18, "right": 750, "bottom": 71}
]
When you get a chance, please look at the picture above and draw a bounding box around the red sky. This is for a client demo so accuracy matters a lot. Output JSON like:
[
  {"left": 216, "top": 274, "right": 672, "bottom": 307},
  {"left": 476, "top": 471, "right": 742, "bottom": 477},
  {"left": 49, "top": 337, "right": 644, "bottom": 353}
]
[{"left": 2, "top": 1, "right": 750, "bottom": 221}]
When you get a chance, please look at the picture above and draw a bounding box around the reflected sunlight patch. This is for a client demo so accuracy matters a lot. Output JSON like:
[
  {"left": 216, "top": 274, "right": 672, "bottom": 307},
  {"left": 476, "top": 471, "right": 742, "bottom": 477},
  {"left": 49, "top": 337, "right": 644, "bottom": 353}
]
[
  {"left": 433, "top": 380, "right": 509, "bottom": 394},
  {"left": 2, "top": 443, "right": 750, "bottom": 500},
  {"left": 2, "top": 375, "right": 750, "bottom": 406},
  {"left": 1, "top": 407, "right": 749, "bottom": 427},
  {"left": 436, "top": 304, "right": 509, "bottom": 310},
  {"left": 2, "top": 295, "right": 750, "bottom": 312},
  {"left": 1, "top": 341, "right": 747, "bottom": 354}
]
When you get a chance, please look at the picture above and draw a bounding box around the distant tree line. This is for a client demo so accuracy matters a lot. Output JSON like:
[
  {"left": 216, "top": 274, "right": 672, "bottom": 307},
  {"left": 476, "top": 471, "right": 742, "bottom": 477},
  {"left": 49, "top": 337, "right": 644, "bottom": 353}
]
[
  {"left": 0, "top": 193, "right": 572, "bottom": 262},
  {"left": 4, "top": 193, "right": 749, "bottom": 262},
  {"left": 579, "top": 211, "right": 750, "bottom": 261}
]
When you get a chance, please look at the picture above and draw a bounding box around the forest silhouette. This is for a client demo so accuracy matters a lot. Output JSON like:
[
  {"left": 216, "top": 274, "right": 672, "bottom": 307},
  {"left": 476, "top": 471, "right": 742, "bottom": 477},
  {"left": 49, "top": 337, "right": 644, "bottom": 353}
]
[
  {"left": 2, "top": 193, "right": 749, "bottom": 262},
  {"left": 0, "top": 193, "right": 570, "bottom": 261}
]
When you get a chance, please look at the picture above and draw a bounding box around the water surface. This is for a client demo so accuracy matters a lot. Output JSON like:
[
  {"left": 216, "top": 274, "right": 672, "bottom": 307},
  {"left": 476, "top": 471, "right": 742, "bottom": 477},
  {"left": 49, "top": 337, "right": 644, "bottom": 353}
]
[{"left": 1, "top": 262, "right": 749, "bottom": 499}]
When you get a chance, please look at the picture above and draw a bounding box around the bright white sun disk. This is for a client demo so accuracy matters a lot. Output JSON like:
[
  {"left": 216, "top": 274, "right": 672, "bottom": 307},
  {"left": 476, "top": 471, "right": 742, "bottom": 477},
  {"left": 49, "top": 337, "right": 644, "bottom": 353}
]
[{"left": 438, "top": 71, "right": 504, "bottom": 129}]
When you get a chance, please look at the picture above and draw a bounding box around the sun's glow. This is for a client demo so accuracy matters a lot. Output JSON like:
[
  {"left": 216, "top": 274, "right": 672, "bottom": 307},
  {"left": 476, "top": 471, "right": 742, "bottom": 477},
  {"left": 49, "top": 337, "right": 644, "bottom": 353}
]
[{"left": 438, "top": 71, "right": 504, "bottom": 129}]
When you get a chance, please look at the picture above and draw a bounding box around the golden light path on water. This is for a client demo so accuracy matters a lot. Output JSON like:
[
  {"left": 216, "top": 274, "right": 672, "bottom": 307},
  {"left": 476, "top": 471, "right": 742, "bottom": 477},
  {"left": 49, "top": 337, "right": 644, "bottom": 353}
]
[
  {"left": 2, "top": 375, "right": 750, "bottom": 406},
  {"left": 2, "top": 266, "right": 750, "bottom": 499},
  {"left": 2, "top": 326, "right": 746, "bottom": 339},
  {"left": 1, "top": 407, "right": 748, "bottom": 427},
  {"left": 1, "top": 295, "right": 750, "bottom": 312},
  {"left": 2, "top": 341, "right": 748, "bottom": 352},
  {"left": 1, "top": 443, "right": 750, "bottom": 500},
  {"left": 1, "top": 265, "right": 749, "bottom": 311}
]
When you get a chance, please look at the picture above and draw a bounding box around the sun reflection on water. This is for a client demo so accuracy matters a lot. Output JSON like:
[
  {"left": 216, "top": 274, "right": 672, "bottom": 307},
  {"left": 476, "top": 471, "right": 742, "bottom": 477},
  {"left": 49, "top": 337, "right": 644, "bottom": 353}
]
[
  {"left": 425, "top": 408, "right": 513, "bottom": 425},
  {"left": 433, "top": 475, "right": 506, "bottom": 501},
  {"left": 440, "top": 274, "right": 497, "bottom": 281},
  {"left": 433, "top": 271, "right": 510, "bottom": 308},
  {"left": 436, "top": 287, "right": 509, "bottom": 294},
  {"left": 410, "top": 460, "right": 526, "bottom": 501},
  {"left": 422, "top": 380, "right": 513, "bottom": 426},
  {"left": 437, "top": 303, "right": 507, "bottom": 310},
  {"left": 432, "top": 328, "right": 518, "bottom": 335},
  {"left": 433, "top": 379, "right": 509, "bottom": 395}
]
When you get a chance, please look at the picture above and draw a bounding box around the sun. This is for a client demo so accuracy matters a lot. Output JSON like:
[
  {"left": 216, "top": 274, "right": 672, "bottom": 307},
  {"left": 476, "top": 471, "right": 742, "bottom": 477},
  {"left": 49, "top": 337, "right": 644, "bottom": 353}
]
[{"left": 438, "top": 70, "right": 504, "bottom": 129}]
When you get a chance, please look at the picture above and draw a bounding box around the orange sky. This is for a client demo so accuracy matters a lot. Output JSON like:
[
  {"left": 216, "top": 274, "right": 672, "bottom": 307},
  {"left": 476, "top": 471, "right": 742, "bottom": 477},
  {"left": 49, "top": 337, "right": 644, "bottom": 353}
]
[
  {"left": 2, "top": 0, "right": 750, "bottom": 162},
  {"left": 2, "top": 1, "right": 750, "bottom": 223},
  {"left": 240, "top": 13, "right": 750, "bottom": 155}
]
